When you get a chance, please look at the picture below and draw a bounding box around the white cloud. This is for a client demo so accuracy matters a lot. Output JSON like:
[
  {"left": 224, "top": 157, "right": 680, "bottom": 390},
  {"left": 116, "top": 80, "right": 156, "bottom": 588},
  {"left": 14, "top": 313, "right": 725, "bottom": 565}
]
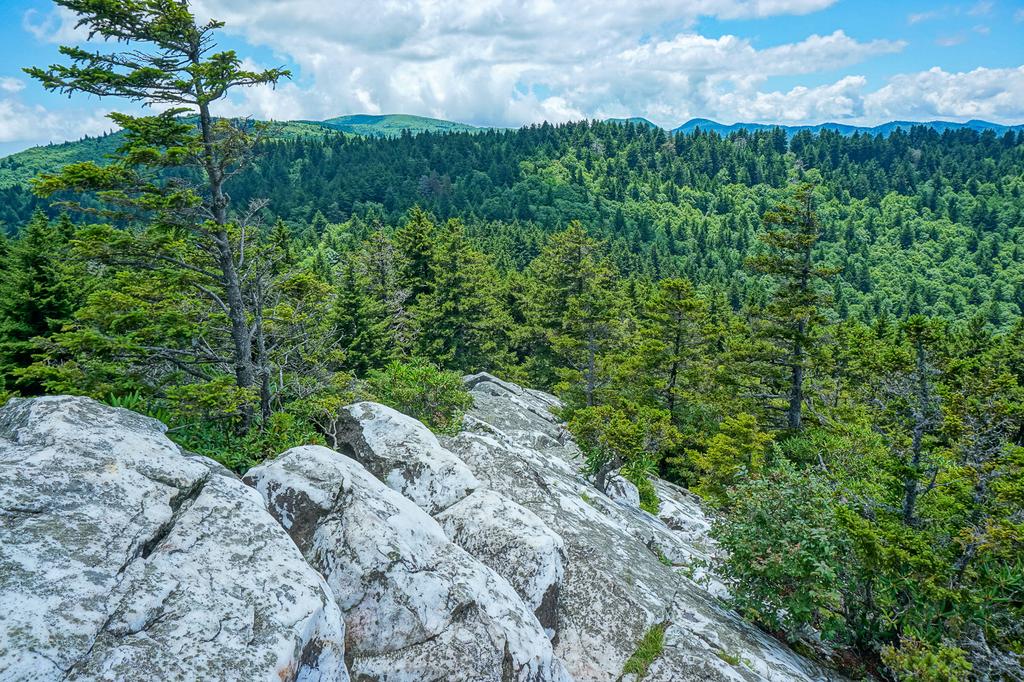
[
  {"left": 967, "top": 1, "right": 993, "bottom": 16},
  {"left": 187, "top": 0, "right": 901, "bottom": 127},
  {"left": 864, "top": 66, "right": 1024, "bottom": 123},
  {"left": 22, "top": 6, "right": 89, "bottom": 44},
  {"left": 6, "top": 0, "right": 1022, "bottom": 153},
  {"left": 0, "top": 95, "right": 112, "bottom": 145},
  {"left": 0, "top": 77, "right": 25, "bottom": 94}
]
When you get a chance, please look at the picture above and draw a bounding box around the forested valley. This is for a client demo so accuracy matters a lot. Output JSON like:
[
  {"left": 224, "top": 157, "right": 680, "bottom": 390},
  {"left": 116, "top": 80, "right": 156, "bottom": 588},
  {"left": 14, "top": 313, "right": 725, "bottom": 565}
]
[{"left": 1, "top": 4, "right": 1022, "bottom": 679}]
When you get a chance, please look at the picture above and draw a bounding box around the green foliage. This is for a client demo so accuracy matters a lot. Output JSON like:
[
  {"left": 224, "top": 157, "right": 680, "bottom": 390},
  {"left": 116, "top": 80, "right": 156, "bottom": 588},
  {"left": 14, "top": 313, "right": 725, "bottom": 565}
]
[
  {"left": 365, "top": 358, "right": 473, "bottom": 434},
  {"left": 621, "top": 621, "right": 668, "bottom": 679},
  {"left": 0, "top": 210, "right": 83, "bottom": 395},
  {"left": 6, "top": 37, "right": 1024, "bottom": 678},
  {"left": 881, "top": 635, "right": 972, "bottom": 682},
  {"left": 687, "top": 413, "right": 773, "bottom": 504},
  {"left": 568, "top": 404, "right": 679, "bottom": 506},
  {"left": 712, "top": 459, "right": 848, "bottom": 639}
]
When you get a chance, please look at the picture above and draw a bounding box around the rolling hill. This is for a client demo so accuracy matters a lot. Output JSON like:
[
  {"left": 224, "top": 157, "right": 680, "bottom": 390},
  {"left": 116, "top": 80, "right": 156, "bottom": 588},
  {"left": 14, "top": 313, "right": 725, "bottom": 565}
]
[
  {"left": 0, "top": 119, "right": 339, "bottom": 190},
  {"left": 3, "top": 113, "right": 1022, "bottom": 192},
  {"left": 670, "top": 117, "right": 1024, "bottom": 137},
  {"left": 312, "top": 114, "right": 482, "bottom": 137}
]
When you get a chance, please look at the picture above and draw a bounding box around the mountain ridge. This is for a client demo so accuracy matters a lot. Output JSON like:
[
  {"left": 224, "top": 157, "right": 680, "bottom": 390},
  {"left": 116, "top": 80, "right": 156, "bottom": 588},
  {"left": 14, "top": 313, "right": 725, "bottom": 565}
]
[{"left": 2, "top": 112, "right": 1022, "bottom": 190}]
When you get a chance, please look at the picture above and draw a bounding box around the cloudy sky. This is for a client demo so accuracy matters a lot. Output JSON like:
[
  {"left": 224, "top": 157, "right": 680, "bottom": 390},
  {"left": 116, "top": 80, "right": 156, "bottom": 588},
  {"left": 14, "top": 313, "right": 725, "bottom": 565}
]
[{"left": 1, "top": 0, "right": 1023, "bottom": 155}]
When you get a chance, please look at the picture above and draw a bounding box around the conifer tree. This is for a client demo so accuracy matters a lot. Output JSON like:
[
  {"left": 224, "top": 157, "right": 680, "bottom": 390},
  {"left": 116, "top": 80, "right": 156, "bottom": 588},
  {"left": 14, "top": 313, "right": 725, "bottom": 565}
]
[
  {"left": 638, "top": 277, "right": 712, "bottom": 417},
  {"left": 746, "top": 182, "right": 835, "bottom": 431},
  {"left": 333, "top": 261, "right": 394, "bottom": 375},
  {"left": 26, "top": 0, "right": 289, "bottom": 431},
  {"left": 395, "top": 206, "right": 437, "bottom": 305},
  {"left": 414, "top": 220, "right": 509, "bottom": 371},
  {"left": 527, "top": 222, "right": 620, "bottom": 404},
  {"left": 0, "top": 210, "right": 81, "bottom": 394}
]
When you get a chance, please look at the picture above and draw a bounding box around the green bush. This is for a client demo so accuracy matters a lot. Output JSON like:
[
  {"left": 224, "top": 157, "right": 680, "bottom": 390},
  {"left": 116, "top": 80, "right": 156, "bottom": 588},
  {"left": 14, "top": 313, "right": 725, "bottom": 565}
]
[
  {"left": 711, "top": 459, "right": 848, "bottom": 640},
  {"left": 881, "top": 635, "right": 972, "bottom": 681},
  {"left": 568, "top": 404, "right": 678, "bottom": 513},
  {"left": 366, "top": 357, "right": 472, "bottom": 434}
]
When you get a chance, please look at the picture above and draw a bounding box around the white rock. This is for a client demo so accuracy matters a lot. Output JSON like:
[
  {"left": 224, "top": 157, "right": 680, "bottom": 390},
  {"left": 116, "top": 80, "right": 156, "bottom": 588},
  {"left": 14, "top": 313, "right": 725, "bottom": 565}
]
[
  {"left": 0, "top": 396, "right": 346, "bottom": 682},
  {"left": 331, "top": 401, "right": 479, "bottom": 514},
  {"left": 246, "top": 445, "right": 571, "bottom": 682},
  {"left": 605, "top": 474, "right": 641, "bottom": 508},
  {"left": 436, "top": 489, "right": 566, "bottom": 637},
  {"left": 458, "top": 378, "right": 845, "bottom": 682}
]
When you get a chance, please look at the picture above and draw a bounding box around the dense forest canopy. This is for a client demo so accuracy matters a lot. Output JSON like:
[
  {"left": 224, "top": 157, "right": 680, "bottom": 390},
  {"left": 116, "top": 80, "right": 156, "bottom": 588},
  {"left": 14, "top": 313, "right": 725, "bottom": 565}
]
[
  {"left": 5, "top": 121, "right": 1023, "bottom": 325},
  {"left": 1, "top": 1, "right": 1022, "bottom": 680}
]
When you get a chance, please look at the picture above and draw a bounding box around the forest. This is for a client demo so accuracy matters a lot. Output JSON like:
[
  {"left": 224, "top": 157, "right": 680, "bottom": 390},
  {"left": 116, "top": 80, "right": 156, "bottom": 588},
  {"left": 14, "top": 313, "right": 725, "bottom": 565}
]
[{"left": 0, "top": 2, "right": 1022, "bottom": 680}]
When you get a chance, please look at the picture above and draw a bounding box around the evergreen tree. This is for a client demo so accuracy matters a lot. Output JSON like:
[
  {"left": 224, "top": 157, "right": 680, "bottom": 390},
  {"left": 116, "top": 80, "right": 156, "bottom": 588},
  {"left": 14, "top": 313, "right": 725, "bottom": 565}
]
[
  {"left": 395, "top": 206, "right": 437, "bottom": 305},
  {"left": 333, "top": 261, "right": 394, "bottom": 375},
  {"left": 746, "top": 182, "right": 835, "bottom": 431},
  {"left": 26, "top": 0, "right": 289, "bottom": 431},
  {"left": 414, "top": 220, "right": 510, "bottom": 371},
  {"left": 0, "top": 210, "right": 81, "bottom": 394},
  {"left": 526, "top": 222, "right": 621, "bottom": 405}
]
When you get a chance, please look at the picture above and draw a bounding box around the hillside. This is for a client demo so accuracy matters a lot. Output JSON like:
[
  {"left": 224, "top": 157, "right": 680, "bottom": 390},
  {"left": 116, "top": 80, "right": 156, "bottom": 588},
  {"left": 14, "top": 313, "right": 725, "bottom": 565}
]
[
  {"left": 0, "top": 119, "right": 338, "bottom": 191},
  {"left": 671, "top": 117, "right": 1024, "bottom": 137},
  {"left": 5, "top": 113, "right": 1021, "bottom": 195},
  {"left": 313, "top": 113, "right": 483, "bottom": 137}
]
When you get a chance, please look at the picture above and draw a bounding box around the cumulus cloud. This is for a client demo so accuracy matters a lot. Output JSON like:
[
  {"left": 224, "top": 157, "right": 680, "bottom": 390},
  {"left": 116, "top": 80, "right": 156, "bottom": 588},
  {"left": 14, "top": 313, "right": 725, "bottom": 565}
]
[
  {"left": 188, "top": 0, "right": 904, "bottom": 127},
  {"left": 0, "top": 95, "right": 112, "bottom": 145},
  {"left": 6, "top": 0, "right": 1022, "bottom": 152},
  {"left": 22, "top": 6, "right": 89, "bottom": 44},
  {"left": 864, "top": 66, "right": 1024, "bottom": 122},
  {"left": 0, "top": 77, "right": 25, "bottom": 94}
]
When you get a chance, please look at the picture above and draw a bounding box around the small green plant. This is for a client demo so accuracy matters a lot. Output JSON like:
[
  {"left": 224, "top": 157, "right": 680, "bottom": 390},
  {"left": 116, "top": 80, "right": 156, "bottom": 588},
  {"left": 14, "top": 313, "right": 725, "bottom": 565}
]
[
  {"left": 655, "top": 548, "right": 672, "bottom": 567},
  {"left": 881, "top": 635, "right": 973, "bottom": 682},
  {"left": 715, "top": 650, "right": 741, "bottom": 666},
  {"left": 621, "top": 621, "right": 669, "bottom": 680},
  {"left": 366, "top": 357, "right": 472, "bottom": 434}
]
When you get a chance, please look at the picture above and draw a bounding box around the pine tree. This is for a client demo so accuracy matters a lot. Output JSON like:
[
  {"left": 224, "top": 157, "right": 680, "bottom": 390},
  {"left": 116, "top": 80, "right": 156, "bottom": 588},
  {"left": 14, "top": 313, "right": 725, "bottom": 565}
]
[
  {"left": 0, "top": 210, "right": 81, "bottom": 394},
  {"left": 333, "top": 261, "right": 394, "bottom": 375},
  {"left": 527, "top": 222, "right": 620, "bottom": 405},
  {"left": 746, "top": 182, "right": 835, "bottom": 431},
  {"left": 638, "top": 277, "right": 712, "bottom": 418},
  {"left": 414, "top": 220, "right": 509, "bottom": 371},
  {"left": 26, "top": 0, "right": 289, "bottom": 431},
  {"left": 395, "top": 206, "right": 437, "bottom": 305}
]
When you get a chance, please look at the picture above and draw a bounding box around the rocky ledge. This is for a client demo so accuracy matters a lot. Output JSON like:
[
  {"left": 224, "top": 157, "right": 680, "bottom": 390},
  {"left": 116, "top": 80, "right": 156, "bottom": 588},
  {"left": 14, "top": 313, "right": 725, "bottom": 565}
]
[{"left": 1, "top": 375, "right": 844, "bottom": 681}]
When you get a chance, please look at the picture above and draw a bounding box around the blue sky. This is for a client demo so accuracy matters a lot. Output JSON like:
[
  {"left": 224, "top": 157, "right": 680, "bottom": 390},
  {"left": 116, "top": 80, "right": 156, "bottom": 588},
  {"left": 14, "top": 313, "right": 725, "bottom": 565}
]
[{"left": 1, "top": 0, "right": 1022, "bottom": 155}]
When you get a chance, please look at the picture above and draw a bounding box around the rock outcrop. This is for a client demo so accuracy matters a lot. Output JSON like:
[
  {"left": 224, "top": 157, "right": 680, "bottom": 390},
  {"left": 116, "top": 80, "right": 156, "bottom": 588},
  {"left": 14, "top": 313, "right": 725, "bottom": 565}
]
[
  {"left": 0, "top": 396, "right": 345, "bottom": 682},
  {"left": 332, "top": 401, "right": 479, "bottom": 514},
  {"left": 446, "top": 373, "right": 843, "bottom": 682},
  {"left": 1, "top": 380, "right": 844, "bottom": 681},
  {"left": 436, "top": 489, "right": 566, "bottom": 637},
  {"left": 245, "top": 445, "right": 569, "bottom": 682}
]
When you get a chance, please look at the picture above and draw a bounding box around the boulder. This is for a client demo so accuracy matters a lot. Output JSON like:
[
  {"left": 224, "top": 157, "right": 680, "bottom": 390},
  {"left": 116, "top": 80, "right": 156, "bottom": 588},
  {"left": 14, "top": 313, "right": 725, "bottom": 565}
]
[
  {"left": 246, "top": 445, "right": 570, "bottom": 682},
  {"left": 452, "top": 378, "right": 844, "bottom": 682},
  {"left": 0, "top": 396, "right": 346, "bottom": 682},
  {"left": 436, "top": 489, "right": 566, "bottom": 638},
  {"left": 331, "top": 402, "right": 479, "bottom": 514}
]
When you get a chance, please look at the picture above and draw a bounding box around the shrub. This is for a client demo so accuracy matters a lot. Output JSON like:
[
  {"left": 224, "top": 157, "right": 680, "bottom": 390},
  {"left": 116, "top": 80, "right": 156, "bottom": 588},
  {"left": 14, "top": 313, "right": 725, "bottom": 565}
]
[
  {"left": 711, "top": 459, "right": 847, "bottom": 640},
  {"left": 365, "top": 357, "right": 472, "bottom": 434},
  {"left": 568, "top": 403, "right": 679, "bottom": 510}
]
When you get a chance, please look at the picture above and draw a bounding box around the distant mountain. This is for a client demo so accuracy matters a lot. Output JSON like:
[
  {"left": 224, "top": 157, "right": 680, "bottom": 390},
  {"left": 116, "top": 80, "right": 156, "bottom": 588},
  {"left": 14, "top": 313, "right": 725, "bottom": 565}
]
[
  {"left": 0, "top": 120, "right": 338, "bottom": 190},
  {"left": 605, "top": 117, "right": 659, "bottom": 129},
  {"left": 312, "top": 114, "right": 482, "bottom": 137},
  {"left": 4, "top": 112, "right": 1022, "bottom": 191},
  {"left": 670, "top": 118, "right": 1024, "bottom": 137}
]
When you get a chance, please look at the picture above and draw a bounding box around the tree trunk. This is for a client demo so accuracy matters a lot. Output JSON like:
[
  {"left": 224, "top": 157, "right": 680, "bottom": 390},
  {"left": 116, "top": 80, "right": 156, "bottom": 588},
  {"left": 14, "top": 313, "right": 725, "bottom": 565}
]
[
  {"left": 197, "top": 98, "right": 255, "bottom": 432},
  {"left": 788, "top": 322, "right": 805, "bottom": 431}
]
